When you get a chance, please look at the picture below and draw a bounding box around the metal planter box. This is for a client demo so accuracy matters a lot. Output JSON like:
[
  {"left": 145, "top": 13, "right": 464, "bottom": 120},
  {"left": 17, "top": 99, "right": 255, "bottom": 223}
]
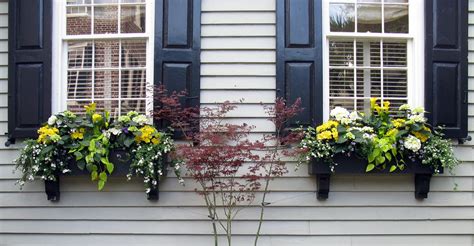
[
  {"left": 308, "top": 155, "right": 442, "bottom": 200},
  {"left": 44, "top": 150, "right": 167, "bottom": 201}
]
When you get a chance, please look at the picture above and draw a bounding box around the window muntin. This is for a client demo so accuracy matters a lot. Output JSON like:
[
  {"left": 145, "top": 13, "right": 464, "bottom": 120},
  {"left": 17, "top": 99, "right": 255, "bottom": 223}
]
[
  {"left": 61, "top": 0, "right": 151, "bottom": 117},
  {"left": 324, "top": 0, "right": 419, "bottom": 116}
]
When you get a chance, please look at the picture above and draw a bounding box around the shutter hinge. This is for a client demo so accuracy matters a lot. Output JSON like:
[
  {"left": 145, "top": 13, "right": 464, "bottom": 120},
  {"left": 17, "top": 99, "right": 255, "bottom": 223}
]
[
  {"left": 463, "top": 90, "right": 468, "bottom": 104},
  {"left": 4, "top": 134, "right": 15, "bottom": 147},
  {"left": 458, "top": 136, "right": 472, "bottom": 145}
]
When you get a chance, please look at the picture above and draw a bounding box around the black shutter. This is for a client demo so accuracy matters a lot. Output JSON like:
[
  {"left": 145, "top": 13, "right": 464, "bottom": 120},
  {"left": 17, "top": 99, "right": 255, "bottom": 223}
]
[
  {"left": 276, "top": 0, "right": 322, "bottom": 127},
  {"left": 425, "top": 0, "right": 468, "bottom": 139},
  {"left": 7, "top": 0, "right": 52, "bottom": 144},
  {"left": 154, "top": 0, "right": 200, "bottom": 130}
]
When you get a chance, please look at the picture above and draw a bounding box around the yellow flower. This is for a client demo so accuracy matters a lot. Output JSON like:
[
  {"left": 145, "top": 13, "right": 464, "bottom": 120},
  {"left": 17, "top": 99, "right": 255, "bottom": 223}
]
[
  {"left": 317, "top": 130, "right": 333, "bottom": 141},
  {"left": 331, "top": 127, "right": 339, "bottom": 141},
  {"left": 413, "top": 131, "right": 429, "bottom": 142},
  {"left": 151, "top": 138, "right": 160, "bottom": 145},
  {"left": 316, "top": 120, "right": 339, "bottom": 133},
  {"left": 370, "top": 98, "right": 378, "bottom": 109},
  {"left": 92, "top": 113, "right": 102, "bottom": 123},
  {"left": 135, "top": 125, "right": 157, "bottom": 144},
  {"left": 392, "top": 119, "right": 406, "bottom": 128},
  {"left": 382, "top": 101, "right": 390, "bottom": 111},
  {"left": 37, "top": 126, "right": 60, "bottom": 144},
  {"left": 71, "top": 128, "right": 85, "bottom": 140},
  {"left": 84, "top": 103, "right": 96, "bottom": 113},
  {"left": 386, "top": 128, "right": 398, "bottom": 137}
]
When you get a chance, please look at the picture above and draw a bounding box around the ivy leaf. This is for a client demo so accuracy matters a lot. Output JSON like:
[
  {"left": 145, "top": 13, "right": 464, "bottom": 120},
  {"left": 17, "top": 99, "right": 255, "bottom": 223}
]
[
  {"left": 77, "top": 160, "right": 86, "bottom": 170},
  {"left": 91, "top": 170, "right": 98, "bottom": 181},
  {"left": 98, "top": 180, "right": 105, "bottom": 191},
  {"left": 368, "top": 152, "right": 376, "bottom": 163},
  {"left": 366, "top": 164, "right": 375, "bottom": 172},
  {"left": 389, "top": 165, "right": 397, "bottom": 172},
  {"left": 376, "top": 156, "right": 386, "bottom": 164},
  {"left": 385, "top": 153, "right": 392, "bottom": 161},
  {"left": 336, "top": 135, "right": 347, "bottom": 144},
  {"left": 74, "top": 151, "right": 83, "bottom": 161},
  {"left": 99, "top": 171, "right": 107, "bottom": 182}
]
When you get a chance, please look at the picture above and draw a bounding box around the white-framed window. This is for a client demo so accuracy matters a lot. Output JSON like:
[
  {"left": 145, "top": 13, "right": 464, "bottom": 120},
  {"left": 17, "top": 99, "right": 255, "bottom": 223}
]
[
  {"left": 52, "top": 0, "right": 154, "bottom": 118},
  {"left": 322, "top": 0, "right": 424, "bottom": 118}
]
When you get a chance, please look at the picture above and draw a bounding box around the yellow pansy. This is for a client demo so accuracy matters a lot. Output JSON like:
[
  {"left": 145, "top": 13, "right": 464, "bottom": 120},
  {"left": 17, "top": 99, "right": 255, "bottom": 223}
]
[
  {"left": 37, "top": 126, "right": 60, "bottom": 144},
  {"left": 135, "top": 125, "right": 157, "bottom": 144},
  {"left": 71, "top": 128, "right": 85, "bottom": 140},
  {"left": 92, "top": 113, "right": 102, "bottom": 123},
  {"left": 84, "top": 103, "right": 96, "bottom": 113},
  {"left": 370, "top": 98, "right": 378, "bottom": 109}
]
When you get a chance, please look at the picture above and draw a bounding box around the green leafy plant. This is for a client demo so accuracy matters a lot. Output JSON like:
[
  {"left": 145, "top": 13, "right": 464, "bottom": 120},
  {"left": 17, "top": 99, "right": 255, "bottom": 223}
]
[
  {"left": 15, "top": 103, "right": 180, "bottom": 193},
  {"left": 68, "top": 103, "right": 113, "bottom": 190},
  {"left": 299, "top": 98, "right": 459, "bottom": 174}
]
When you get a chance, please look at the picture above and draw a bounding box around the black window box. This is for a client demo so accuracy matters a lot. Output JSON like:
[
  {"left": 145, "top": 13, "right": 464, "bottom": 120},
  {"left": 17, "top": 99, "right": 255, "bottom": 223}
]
[
  {"left": 45, "top": 149, "right": 167, "bottom": 202},
  {"left": 308, "top": 154, "right": 442, "bottom": 200}
]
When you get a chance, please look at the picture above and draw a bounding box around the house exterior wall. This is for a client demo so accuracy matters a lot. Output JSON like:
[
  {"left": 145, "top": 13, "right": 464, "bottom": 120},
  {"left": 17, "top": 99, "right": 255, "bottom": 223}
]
[{"left": 0, "top": 0, "right": 473, "bottom": 245}]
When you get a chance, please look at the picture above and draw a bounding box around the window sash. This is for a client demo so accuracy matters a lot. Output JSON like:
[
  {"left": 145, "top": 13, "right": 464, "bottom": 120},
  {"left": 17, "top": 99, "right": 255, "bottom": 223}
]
[
  {"left": 52, "top": 0, "right": 155, "bottom": 116},
  {"left": 322, "top": 0, "right": 424, "bottom": 119}
]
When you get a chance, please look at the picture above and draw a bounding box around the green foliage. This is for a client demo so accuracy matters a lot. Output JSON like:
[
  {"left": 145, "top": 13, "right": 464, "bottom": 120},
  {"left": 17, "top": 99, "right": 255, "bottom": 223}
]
[
  {"left": 299, "top": 98, "right": 459, "bottom": 174},
  {"left": 15, "top": 104, "right": 180, "bottom": 194}
]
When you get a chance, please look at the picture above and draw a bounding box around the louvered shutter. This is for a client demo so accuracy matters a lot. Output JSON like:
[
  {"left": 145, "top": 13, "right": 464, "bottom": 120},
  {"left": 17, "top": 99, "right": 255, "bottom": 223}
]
[
  {"left": 7, "top": 0, "right": 52, "bottom": 145},
  {"left": 154, "top": 0, "right": 201, "bottom": 132},
  {"left": 276, "top": 0, "right": 323, "bottom": 127},
  {"left": 425, "top": 0, "right": 468, "bottom": 139}
]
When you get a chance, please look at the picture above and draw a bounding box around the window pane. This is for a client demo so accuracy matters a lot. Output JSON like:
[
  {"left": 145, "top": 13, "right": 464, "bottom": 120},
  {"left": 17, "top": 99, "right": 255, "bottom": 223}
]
[
  {"left": 94, "top": 0, "right": 118, "bottom": 3},
  {"left": 384, "top": 4, "right": 408, "bottom": 33},
  {"left": 329, "top": 41, "right": 354, "bottom": 67},
  {"left": 356, "top": 69, "right": 381, "bottom": 97},
  {"left": 121, "top": 5, "right": 146, "bottom": 33},
  {"left": 121, "top": 70, "right": 147, "bottom": 98},
  {"left": 329, "top": 69, "right": 354, "bottom": 97},
  {"left": 94, "top": 70, "right": 120, "bottom": 98},
  {"left": 68, "top": 41, "right": 93, "bottom": 68},
  {"left": 94, "top": 5, "right": 118, "bottom": 34},
  {"left": 67, "top": 71, "right": 93, "bottom": 99},
  {"left": 94, "top": 41, "right": 120, "bottom": 68},
  {"left": 67, "top": 101, "right": 92, "bottom": 115},
  {"left": 67, "top": 6, "right": 91, "bottom": 35},
  {"left": 330, "top": 99, "right": 355, "bottom": 111},
  {"left": 330, "top": 4, "right": 355, "bottom": 32},
  {"left": 383, "top": 70, "right": 407, "bottom": 98},
  {"left": 357, "top": 4, "right": 382, "bottom": 33},
  {"left": 121, "top": 40, "right": 147, "bottom": 68},
  {"left": 356, "top": 41, "right": 380, "bottom": 67},
  {"left": 383, "top": 42, "right": 407, "bottom": 67},
  {"left": 121, "top": 100, "right": 147, "bottom": 115},
  {"left": 95, "top": 100, "right": 120, "bottom": 118}
]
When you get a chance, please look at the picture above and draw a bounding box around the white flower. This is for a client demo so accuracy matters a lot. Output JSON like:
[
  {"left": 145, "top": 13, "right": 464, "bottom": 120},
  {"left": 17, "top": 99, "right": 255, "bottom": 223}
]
[
  {"left": 48, "top": 115, "right": 57, "bottom": 126},
  {"left": 330, "top": 107, "right": 350, "bottom": 121},
  {"left": 132, "top": 115, "right": 148, "bottom": 125},
  {"left": 399, "top": 104, "right": 411, "bottom": 111},
  {"left": 404, "top": 135, "right": 421, "bottom": 152},
  {"left": 412, "top": 107, "right": 425, "bottom": 114},
  {"left": 108, "top": 128, "right": 122, "bottom": 136},
  {"left": 409, "top": 114, "right": 426, "bottom": 123},
  {"left": 349, "top": 111, "right": 360, "bottom": 121}
]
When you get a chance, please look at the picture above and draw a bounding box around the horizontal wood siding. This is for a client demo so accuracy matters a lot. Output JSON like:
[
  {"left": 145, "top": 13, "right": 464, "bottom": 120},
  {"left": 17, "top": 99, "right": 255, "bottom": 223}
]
[{"left": 0, "top": 0, "right": 473, "bottom": 245}]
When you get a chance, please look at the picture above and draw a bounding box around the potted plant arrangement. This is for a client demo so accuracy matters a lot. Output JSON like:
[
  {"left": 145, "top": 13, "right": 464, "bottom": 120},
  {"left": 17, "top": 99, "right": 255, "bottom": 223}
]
[
  {"left": 299, "top": 98, "right": 459, "bottom": 200},
  {"left": 14, "top": 103, "right": 181, "bottom": 201}
]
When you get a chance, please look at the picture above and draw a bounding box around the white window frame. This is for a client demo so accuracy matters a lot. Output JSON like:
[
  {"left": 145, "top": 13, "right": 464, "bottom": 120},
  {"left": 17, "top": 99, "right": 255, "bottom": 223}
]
[
  {"left": 52, "top": 0, "right": 155, "bottom": 115},
  {"left": 322, "top": 0, "right": 424, "bottom": 120}
]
